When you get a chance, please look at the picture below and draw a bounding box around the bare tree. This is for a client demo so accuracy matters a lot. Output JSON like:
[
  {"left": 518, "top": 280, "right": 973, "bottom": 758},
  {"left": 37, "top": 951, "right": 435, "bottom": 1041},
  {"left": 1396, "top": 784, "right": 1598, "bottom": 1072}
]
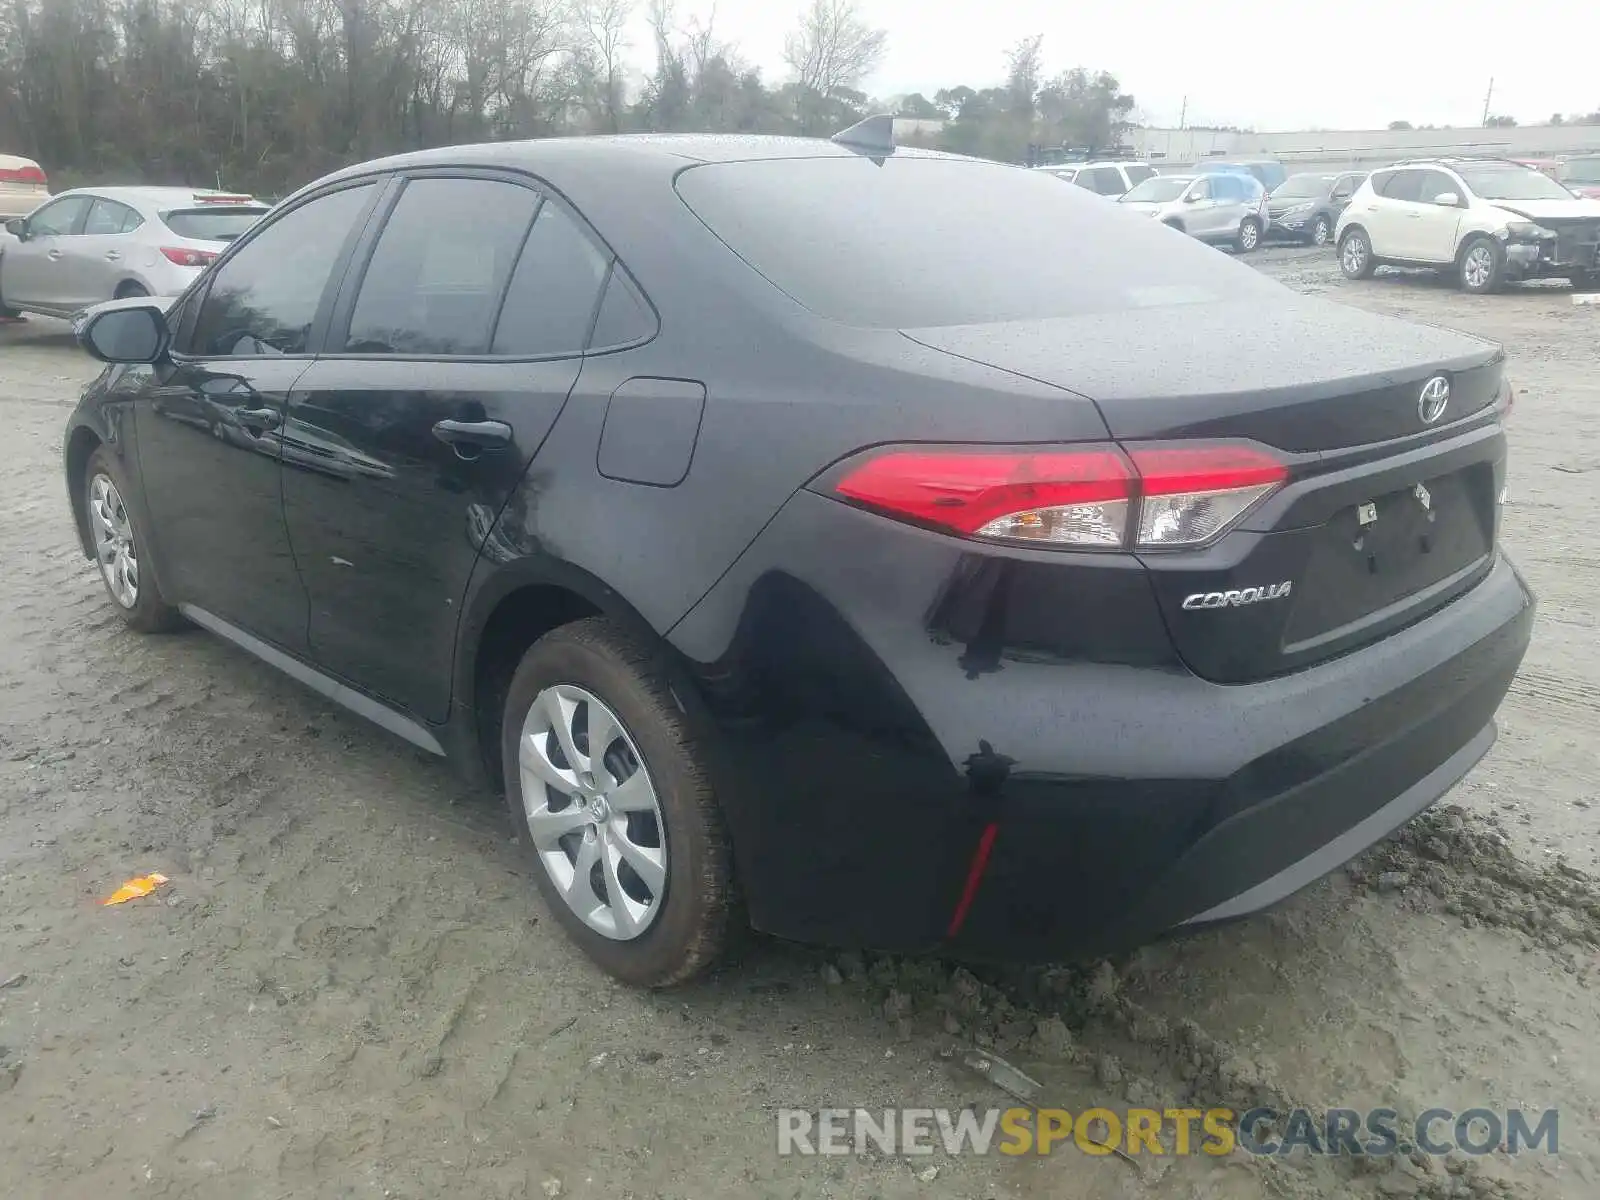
[
  {"left": 573, "top": 0, "right": 631, "bottom": 133},
  {"left": 782, "top": 0, "right": 885, "bottom": 101}
]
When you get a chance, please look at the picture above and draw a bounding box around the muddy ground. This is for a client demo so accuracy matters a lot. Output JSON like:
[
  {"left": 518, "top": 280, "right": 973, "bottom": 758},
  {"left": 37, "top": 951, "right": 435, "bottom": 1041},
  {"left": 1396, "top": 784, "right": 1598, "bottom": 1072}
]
[{"left": 1, "top": 248, "right": 1597, "bottom": 1200}]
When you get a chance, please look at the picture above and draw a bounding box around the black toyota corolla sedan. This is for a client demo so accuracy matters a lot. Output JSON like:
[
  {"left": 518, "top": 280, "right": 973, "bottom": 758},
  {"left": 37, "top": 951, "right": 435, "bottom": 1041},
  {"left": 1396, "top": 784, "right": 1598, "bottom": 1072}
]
[{"left": 63, "top": 121, "right": 1533, "bottom": 986}]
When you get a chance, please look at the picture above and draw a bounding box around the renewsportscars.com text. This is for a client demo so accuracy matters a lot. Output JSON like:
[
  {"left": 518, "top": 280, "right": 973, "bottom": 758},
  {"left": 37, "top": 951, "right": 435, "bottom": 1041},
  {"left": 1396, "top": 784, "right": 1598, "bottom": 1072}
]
[{"left": 777, "top": 1106, "right": 1559, "bottom": 1158}]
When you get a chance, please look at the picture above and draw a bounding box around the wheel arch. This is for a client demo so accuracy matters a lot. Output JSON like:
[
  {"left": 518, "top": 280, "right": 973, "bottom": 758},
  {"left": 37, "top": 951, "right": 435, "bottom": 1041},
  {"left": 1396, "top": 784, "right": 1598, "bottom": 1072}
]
[
  {"left": 456, "top": 555, "right": 679, "bottom": 791},
  {"left": 64, "top": 423, "right": 104, "bottom": 558}
]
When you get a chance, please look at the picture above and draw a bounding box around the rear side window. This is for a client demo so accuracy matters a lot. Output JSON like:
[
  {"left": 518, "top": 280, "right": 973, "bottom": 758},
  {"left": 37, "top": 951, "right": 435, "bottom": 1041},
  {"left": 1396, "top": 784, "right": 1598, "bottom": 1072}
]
[
  {"left": 588, "top": 266, "right": 656, "bottom": 350},
  {"left": 675, "top": 156, "right": 1278, "bottom": 329},
  {"left": 162, "top": 207, "right": 269, "bottom": 242},
  {"left": 344, "top": 177, "right": 539, "bottom": 355},
  {"left": 84, "top": 199, "right": 143, "bottom": 235},
  {"left": 490, "top": 201, "right": 611, "bottom": 356},
  {"left": 1212, "top": 174, "right": 1244, "bottom": 201},
  {"left": 1125, "top": 164, "right": 1155, "bottom": 186}
]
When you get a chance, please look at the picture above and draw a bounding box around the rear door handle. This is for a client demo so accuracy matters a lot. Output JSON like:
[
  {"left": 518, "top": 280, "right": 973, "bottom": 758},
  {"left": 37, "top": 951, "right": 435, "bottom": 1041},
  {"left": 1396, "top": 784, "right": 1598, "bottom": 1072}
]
[
  {"left": 235, "top": 406, "right": 282, "bottom": 432},
  {"left": 47, "top": 249, "right": 62, "bottom": 260},
  {"left": 433, "top": 419, "right": 512, "bottom": 450},
  {"left": 105, "top": 251, "right": 121, "bottom": 261}
]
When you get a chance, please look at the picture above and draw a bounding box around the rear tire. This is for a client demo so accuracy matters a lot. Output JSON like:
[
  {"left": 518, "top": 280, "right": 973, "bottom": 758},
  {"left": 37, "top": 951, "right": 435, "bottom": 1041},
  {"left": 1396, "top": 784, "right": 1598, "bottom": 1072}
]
[
  {"left": 83, "top": 447, "right": 183, "bottom": 633},
  {"left": 114, "top": 281, "right": 149, "bottom": 300},
  {"left": 1235, "top": 217, "right": 1261, "bottom": 253},
  {"left": 1339, "top": 227, "right": 1376, "bottom": 279},
  {"left": 1570, "top": 269, "right": 1597, "bottom": 292},
  {"left": 500, "top": 616, "right": 736, "bottom": 987},
  {"left": 1457, "top": 236, "right": 1504, "bottom": 294}
]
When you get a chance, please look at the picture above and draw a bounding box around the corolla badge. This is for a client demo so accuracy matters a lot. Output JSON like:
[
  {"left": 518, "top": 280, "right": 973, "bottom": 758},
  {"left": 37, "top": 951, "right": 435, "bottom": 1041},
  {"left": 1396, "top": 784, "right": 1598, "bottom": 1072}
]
[
  {"left": 1181, "top": 581, "right": 1293, "bottom": 610},
  {"left": 1418, "top": 375, "right": 1451, "bottom": 424}
]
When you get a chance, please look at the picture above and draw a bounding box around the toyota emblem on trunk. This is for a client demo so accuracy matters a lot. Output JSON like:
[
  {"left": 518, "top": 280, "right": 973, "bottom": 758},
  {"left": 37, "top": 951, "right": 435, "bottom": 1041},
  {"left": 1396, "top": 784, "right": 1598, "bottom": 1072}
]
[{"left": 1418, "top": 375, "right": 1451, "bottom": 424}]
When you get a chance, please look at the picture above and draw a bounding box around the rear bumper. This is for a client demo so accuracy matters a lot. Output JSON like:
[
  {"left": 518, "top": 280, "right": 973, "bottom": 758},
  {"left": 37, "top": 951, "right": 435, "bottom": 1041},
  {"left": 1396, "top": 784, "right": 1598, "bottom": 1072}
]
[{"left": 669, "top": 491, "right": 1535, "bottom": 961}]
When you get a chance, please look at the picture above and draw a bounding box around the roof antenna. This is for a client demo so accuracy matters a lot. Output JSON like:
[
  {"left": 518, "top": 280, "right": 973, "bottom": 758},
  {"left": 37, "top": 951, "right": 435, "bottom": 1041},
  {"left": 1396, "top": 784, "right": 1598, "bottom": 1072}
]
[{"left": 830, "top": 114, "right": 896, "bottom": 155}]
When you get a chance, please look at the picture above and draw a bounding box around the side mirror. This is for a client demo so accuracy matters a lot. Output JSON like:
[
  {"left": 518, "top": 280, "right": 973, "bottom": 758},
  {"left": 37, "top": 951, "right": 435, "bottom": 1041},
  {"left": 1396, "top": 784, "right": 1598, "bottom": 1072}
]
[
  {"left": 4, "top": 218, "right": 27, "bottom": 241},
  {"left": 74, "top": 302, "right": 171, "bottom": 364},
  {"left": 1184, "top": 192, "right": 1201, "bottom": 203},
  {"left": 1432, "top": 192, "right": 1460, "bottom": 207}
]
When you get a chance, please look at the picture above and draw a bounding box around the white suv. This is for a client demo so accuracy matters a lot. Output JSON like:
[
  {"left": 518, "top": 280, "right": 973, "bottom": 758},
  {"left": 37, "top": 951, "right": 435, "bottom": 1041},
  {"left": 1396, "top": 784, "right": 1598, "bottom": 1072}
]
[
  {"left": 1038, "top": 161, "right": 1156, "bottom": 198},
  {"left": 1335, "top": 157, "right": 1600, "bottom": 294}
]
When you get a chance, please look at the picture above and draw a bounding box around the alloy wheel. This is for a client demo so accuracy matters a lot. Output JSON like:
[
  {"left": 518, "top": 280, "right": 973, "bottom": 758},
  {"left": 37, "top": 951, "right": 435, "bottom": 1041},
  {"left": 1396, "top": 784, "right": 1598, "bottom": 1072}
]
[
  {"left": 1463, "top": 245, "right": 1494, "bottom": 291},
  {"left": 1342, "top": 235, "right": 1368, "bottom": 275},
  {"left": 520, "top": 683, "right": 668, "bottom": 940},
  {"left": 1240, "top": 221, "right": 1259, "bottom": 250},
  {"left": 1312, "top": 217, "right": 1331, "bottom": 246},
  {"left": 89, "top": 473, "right": 138, "bottom": 608}
]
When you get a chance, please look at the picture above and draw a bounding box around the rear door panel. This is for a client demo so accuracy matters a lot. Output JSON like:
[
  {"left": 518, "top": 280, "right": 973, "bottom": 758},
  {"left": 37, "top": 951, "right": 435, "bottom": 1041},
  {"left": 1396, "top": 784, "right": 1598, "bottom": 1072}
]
[{"left": 282, "top": 172, "right": 604, "bottom": 723}]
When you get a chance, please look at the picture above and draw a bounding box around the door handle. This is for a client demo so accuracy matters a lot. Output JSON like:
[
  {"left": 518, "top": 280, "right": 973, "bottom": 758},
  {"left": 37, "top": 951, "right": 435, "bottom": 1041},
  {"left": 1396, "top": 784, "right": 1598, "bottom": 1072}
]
[
  {"left": 234, "top": 406, "right": 282, "bottom": 432},
  {"left": 105, "top": 251, "right": 121, "bottom": 261},
  {"left": 47, "top": 249, "right": 62, "bottom": 260},
  {"left": 433, "top": 419, "right": 512, "bottom": 451}
]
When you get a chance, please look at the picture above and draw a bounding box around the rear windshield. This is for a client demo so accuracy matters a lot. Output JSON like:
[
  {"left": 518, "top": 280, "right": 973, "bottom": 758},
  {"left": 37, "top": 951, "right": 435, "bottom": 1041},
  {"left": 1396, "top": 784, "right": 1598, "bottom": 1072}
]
[
  {"left": 161, "top": 207, "right": 269, "bottom": 242},
  {"left": 674, "top": 157, "right": 1273, "bottom": 328},
  {"left": 1121, "top": 176, "right": 1191, "bottom": 203}
]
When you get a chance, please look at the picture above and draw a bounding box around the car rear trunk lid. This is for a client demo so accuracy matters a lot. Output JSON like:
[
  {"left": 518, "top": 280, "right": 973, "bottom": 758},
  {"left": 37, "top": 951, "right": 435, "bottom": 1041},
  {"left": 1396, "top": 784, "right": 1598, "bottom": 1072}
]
[{"left": 903, "top": 297, "right": 1508, "bottom": 682}]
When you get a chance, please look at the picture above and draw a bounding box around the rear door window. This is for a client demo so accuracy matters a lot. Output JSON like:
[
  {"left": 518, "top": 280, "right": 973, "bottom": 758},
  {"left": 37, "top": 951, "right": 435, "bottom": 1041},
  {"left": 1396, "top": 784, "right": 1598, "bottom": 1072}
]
[
  {"left": 490, "top": 201, "right": 612, "bottom": 356},
  {"left": 84, "top": 199, "right": 143, "bottom": 235},
  {"left": 342, "top": 176, "right": 539, "bottom": 356},
  {"left": 1124, "top": 164, "right": 1155, "bottom": 186}
]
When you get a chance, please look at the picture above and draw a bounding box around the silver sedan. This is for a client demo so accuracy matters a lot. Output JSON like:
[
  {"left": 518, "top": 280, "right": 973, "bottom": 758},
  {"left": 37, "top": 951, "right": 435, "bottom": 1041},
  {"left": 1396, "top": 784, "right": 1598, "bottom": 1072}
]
[{"left": 0, "top": 186, "right": 267, "bottom": 319}]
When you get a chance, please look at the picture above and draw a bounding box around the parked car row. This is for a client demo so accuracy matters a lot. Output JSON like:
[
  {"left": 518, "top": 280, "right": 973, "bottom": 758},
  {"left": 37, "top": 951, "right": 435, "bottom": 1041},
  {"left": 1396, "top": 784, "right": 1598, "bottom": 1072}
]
[
  {"left": 0, "top": 183, "right": 269, "bottom": 319},
  {"left": 1040, "top": 150, "right": 1600, "bottom": 291}
]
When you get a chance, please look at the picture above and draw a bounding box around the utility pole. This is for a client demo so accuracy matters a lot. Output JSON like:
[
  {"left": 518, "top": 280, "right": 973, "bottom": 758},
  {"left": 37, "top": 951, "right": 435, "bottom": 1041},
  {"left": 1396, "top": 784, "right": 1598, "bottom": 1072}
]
[
  {"left": 1481, "top": 78, "right": 1494, "bottom": 126},
  {"left": 1179, "top": 96, "right": 1187, "bottom": 130}
]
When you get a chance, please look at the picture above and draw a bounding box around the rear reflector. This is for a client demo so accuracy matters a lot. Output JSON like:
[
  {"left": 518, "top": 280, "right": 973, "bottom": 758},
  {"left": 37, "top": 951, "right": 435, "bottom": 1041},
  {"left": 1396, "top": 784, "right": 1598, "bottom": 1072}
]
[
  {"left": 831, "top": 442, "right": 1288, "bottom": 550},
  {"left": 160, "top": 245, "right": 219, "bottom": 267}
]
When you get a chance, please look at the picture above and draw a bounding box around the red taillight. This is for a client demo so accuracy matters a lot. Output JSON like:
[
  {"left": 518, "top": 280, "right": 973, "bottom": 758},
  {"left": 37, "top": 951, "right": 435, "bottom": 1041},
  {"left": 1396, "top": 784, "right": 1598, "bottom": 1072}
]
[
  {"left": 0, "top": 165, "right": 47, "bottom": 187},
  {"left": 831, "top": 442, "right": 1287, "bottom": 550},
  {"left": 160, "top": 246, "right": 218, "bottom": 268}
]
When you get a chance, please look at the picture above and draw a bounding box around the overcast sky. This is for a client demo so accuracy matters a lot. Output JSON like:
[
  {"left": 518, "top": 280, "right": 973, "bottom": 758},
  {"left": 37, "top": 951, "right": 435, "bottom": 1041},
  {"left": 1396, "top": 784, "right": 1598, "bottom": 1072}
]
[{"left": 633, "top": 0, "right": 1597, "bottom": 130}]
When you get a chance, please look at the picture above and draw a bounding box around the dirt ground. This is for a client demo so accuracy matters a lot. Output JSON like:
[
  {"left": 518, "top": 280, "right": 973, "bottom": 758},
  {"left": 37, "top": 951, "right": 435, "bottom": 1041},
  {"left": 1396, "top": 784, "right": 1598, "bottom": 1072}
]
[{"left": 1, "top": 249, "right": 1597, "bottom": 1200}]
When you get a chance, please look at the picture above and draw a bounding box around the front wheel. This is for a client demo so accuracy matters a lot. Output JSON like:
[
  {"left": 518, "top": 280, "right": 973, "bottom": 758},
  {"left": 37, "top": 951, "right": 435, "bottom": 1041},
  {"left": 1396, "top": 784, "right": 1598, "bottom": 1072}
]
[
  {"left": 1457, "top": 236, "right": 1504, "bottom": 294},
  {"left": 1310, "top": 215, "right": 1333, "bottom": 247},
  {"left": 501, "top": 616, "right": 737, "bottom": 987},
  {"left": 115, "top": 281, "right": 150, "bottom": 300},
  {"left": 1339, "top": 228, "right": 1376, "bottom": 279},
  {"left": 84, "top": 447, "right": 183, "bottom": 632},
  {"left": 1235, "top": 217, "right": 1261, "bottom": 253}
]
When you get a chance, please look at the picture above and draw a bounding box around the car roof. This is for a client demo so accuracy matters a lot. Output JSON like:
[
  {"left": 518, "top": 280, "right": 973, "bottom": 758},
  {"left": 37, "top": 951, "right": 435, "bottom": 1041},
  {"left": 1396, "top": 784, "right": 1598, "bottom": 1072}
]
[
  {"left": 55, "top": 185, "right": 265, "bottom": 210},
  {"left": 322, "top": 134, "right": 965, "bottom": 184}
]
